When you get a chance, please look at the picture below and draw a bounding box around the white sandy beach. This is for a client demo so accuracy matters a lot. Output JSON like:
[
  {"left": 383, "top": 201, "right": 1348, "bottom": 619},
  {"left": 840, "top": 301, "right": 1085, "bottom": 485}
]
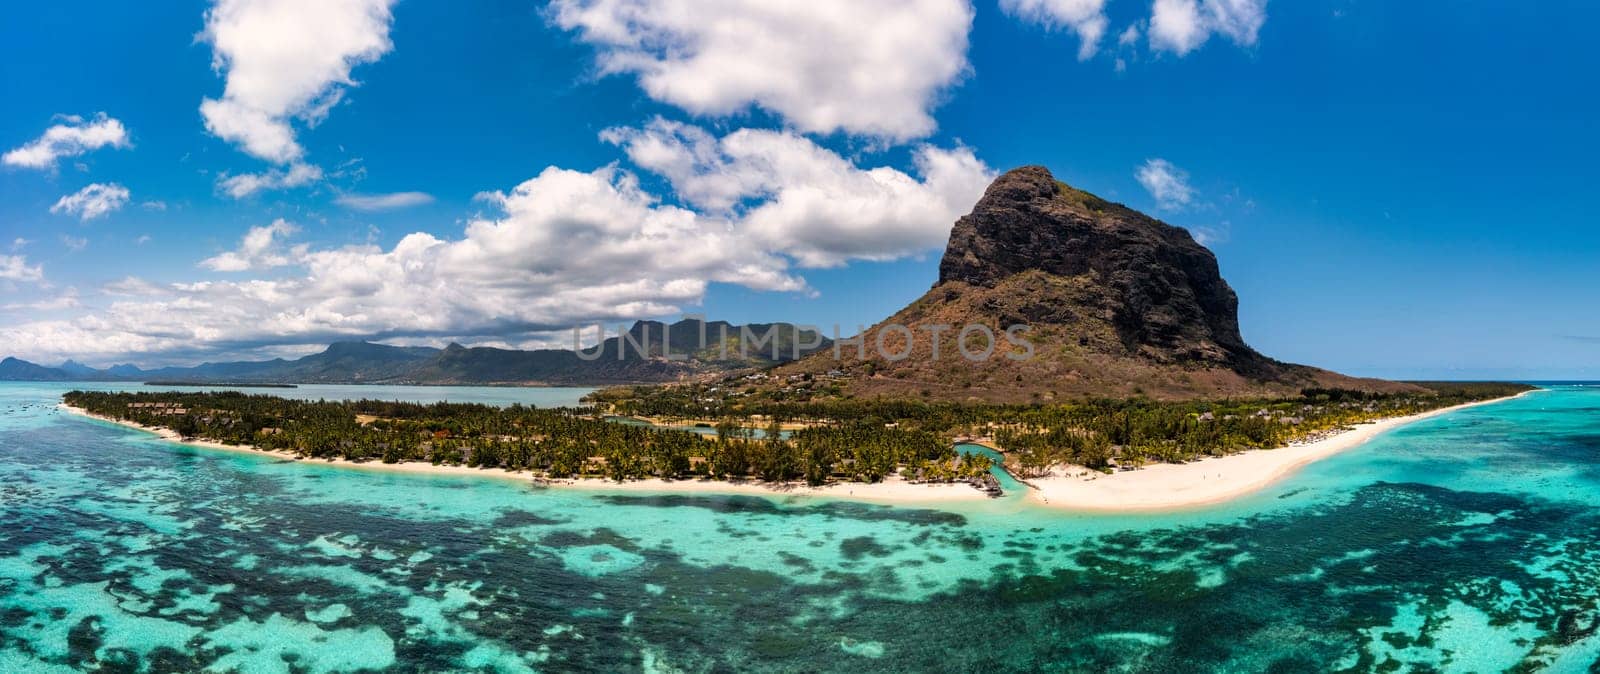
[
  {"left": 1024, "top": 393, "right": 1529, "bottom": 512},
  {"left": 57, "top": 404, "right": 988, "bottom": 505}
]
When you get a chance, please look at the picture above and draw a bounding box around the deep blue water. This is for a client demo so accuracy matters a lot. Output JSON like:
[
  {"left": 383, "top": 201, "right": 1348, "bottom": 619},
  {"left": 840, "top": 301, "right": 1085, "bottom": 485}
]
[{"left": 2, "top": 382, "right": 1599, "bottom": 672}]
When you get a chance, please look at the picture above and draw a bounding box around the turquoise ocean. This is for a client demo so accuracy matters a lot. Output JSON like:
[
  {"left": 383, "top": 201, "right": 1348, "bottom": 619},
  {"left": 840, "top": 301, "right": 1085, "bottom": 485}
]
[{"left": 2, "top": 381, "right": 1598, "bottom": 672}]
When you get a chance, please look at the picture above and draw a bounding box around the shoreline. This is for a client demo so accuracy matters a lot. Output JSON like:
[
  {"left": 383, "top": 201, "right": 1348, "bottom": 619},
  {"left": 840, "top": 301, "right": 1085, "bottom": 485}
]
[
  {"left": 56, "top": 404, "right": 988, "bottom": 506},
  {"left": 1023, "top": 392, "right": 1532, "bottom": 512},
  {"left": 59, "top": 391, "right": 1529, "bottom": 512}
]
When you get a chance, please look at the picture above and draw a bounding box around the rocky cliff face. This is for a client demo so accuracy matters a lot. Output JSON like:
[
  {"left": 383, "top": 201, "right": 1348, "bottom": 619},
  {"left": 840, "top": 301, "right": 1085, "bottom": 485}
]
[
  {"left": 938, "top": 165, "right": 1256, "bottom": 368},
  {"left": 778, "top": 165, "right": 1417, "bottom": 401}
]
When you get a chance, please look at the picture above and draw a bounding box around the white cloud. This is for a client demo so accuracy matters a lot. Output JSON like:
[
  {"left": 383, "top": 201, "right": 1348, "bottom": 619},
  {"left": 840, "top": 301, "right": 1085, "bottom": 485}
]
[
  {"left": 1118, "top": 23, "right": 1142, "bottom": 47},
  {"left": 217, "top": 162, "right": 323, "bottom": 198},
  {"left": 335, "top": 191, "right": 435, "bottom": 210},
  {"left": 141, "top": 200, "right": 168, "bottom": 211},
  {"left": 0, "top": 164, "right": 808, "bottom": 363},
  {"left": 199, "top": 0, "right": 395, "bottom": 164},
  {"left": 0, "top": 256, "right": 44, "bottom": 283},
  {"left": 1149, "top": 0, "right": 1267, "bottom": 55},
  {"left": 0, "top": 131, "right": 998, "bottom": 362},
  {"left": 50, "top": 183, "right": 130, "bottom": 221},
  {"left": 1204, "top": 0, "right": 1269, "bottom": 45},
  {"left": 603, "top": 118, "right": 996, "bottom": 267},
  {"left": 1135, "top": 158, "right": 1195, "bottom": 210},
  {"left": 550, "top": 0, "right": 973, "bottom": 142},
  {"left": 60, "top": 235, "right": 89, "bottom": 252},
  {"left": 1189, "top": 225, "right": 1226, "bottom": 246},
  {"left": 201, "top": 219, "right": 307, "bottom": 271},
  {"left": 2, "top": 113, "right": 130, "bottom": 170},
  {"left": 3, "top": 289, "right": 80, "bottom": 312},
  {"left": 103, "top": 276, "right": 169, "bottom": 297},
  {"left": 10, "top": 238, "right": 30, "bottom": 251},
  {"left": 999, "top": 0, "right": 1109, "bottom": 60}
]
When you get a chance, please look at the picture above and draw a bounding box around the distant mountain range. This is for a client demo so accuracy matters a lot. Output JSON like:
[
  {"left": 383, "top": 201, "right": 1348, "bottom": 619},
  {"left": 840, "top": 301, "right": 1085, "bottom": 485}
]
[{"left": 0, "top": 320, "right": 830, "bottom": 386}]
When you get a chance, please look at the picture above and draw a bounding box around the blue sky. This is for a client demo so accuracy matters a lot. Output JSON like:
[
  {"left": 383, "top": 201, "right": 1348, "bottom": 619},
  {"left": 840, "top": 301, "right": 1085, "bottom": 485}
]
[{"left": 1, "top": 0, "right": 1596, "bottom": 379}]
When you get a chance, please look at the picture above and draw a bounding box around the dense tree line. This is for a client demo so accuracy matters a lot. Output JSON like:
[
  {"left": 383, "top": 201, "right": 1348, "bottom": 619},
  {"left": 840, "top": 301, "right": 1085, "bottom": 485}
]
[
  {"left": 62, "top": 391, "right": 990, "bottom": 486},
  {"left": 65, "top": 381, "right": 1526, "bottom": 487},
  {"left": 591, "top": 381, "right": 1533, "bottom": 476}
]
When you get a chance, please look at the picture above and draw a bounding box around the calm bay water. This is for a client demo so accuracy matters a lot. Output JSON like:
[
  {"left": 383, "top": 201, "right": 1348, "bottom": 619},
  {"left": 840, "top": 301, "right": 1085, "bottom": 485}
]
[
  {"left": 2, "top": 382, "right": 1598, "bottom": 672},
  {"left": 40, "top": 381, "right": 601, "bottom": 408}
]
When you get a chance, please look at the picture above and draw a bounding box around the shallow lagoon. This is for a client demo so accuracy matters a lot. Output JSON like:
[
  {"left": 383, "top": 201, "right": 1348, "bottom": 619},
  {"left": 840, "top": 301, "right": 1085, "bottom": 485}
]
[{"left": 2, "top": 381, "right": 1599, "bottom": 672}]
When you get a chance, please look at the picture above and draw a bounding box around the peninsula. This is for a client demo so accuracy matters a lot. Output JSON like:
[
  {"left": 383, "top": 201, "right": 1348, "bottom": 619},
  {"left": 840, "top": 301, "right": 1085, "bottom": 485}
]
[
  {"left": 62, "top": 381, "right": 1527, "bottom": 510},
  {"left": 51, "top": 167, "right": 1534, "bottom": 510}
]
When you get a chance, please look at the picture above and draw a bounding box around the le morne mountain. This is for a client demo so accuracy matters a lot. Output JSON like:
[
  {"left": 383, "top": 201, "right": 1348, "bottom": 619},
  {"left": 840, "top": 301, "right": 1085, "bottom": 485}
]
[
  {"left": 770, "top": 166, "right": 1419, "bottom": 402},
  {"left": 0, "top": 321, "right": 828, "bottom": 386}
]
